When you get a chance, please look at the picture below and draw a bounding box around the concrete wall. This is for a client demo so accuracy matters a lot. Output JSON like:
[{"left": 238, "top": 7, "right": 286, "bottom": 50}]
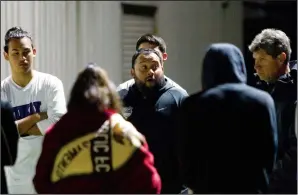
[
  {"left": 157, "top": 1, "right": 243, "bottom": 93},
  {"left": 1, "top": 1, "right": 243, "bottom": 97}
]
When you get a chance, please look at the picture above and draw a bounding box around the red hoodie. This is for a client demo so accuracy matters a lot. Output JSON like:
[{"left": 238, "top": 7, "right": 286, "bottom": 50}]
[{"left": 33, "top": 106, "right": 161, "bottom": 194}]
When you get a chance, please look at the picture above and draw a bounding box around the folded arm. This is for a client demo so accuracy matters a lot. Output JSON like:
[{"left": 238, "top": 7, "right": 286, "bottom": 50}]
[
  {"left": 16, "top": 112, "right": 48, "bottom": 136},
  {"left": 36, "top": 78, "right": 67, "bottom": 135},
  {"left": 20, "top": 78, "right": 66, "bottom": 136}
]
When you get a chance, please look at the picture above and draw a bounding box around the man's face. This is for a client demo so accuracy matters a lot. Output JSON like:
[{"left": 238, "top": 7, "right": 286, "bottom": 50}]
[
  {"left": 4, "top": 37, "right": 36, "bottom": 75},
  {"left": 138, "top": 42, "right": 168, "bottom": 61},
  {"left": 131, "top": 52, "right": 164, "bottom": 88},
  {"left": 253, "top": 49, "right": 284, "bottom": 82}
]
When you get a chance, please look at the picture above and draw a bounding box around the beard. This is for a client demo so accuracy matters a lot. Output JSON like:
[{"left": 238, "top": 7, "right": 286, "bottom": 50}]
[{"left": 134, "top": 74, "right": 166, "bottom": 96}]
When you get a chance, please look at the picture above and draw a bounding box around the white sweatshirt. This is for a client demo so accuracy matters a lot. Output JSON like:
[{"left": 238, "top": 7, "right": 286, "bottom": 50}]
[{"left": 1, "top": 70, "right": 67, "bottom": 186}]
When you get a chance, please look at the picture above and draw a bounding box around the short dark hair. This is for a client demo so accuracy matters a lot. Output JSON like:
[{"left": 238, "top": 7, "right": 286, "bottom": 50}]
[
  {"left": 136, "top": 34, "right": 167, "bottom": 53},
  {"left": 4, "top": 26, "right": 34, "bottom": 53},
  {"left": 131, "top": 48, "right": 163, "bottom": 69},
  {"left": 248, "top": 28, "right": 291, "bottom": 65}
]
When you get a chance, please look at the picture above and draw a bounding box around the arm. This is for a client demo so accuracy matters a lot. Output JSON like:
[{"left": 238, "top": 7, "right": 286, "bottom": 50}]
[
  {"left": 267, "top": 101, "right": 297, "bottom": 193},
  {"left": 176, "top": 94, "right": 208, "bottom": 193},
  {"left": 1, "top": 101, "right": 19, "bottom": 165},
  {"left": 256, "top": 96, "right": 278, "bottom": 171},
  {"left": 16, "top": 112, "right": 48, "bottom": 135},
  {"left": 110, "top": 113, "right": 145, "bottom": 146},
  {"left": 25, "top": 124, "right": 43, "bottom": 136},
  {"left": 172, "top": 90, "right": 190, "bottom": 174},
  {"left": 35, "top": 78, "right": 67, "bottom": 135},
  {"left": 134, "top": 141, "right": 162, "bottom": 194},
  {"left": 176, "top": 97, "right": 198, "bottom": 190}
]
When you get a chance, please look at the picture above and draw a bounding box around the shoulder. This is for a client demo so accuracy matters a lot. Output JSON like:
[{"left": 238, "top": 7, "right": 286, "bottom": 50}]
[
  {"left": 117, "top": 79, "right": 135, "bottom": 92},
  {"left": 244, "top": 85, "right": 275, "bottom": 106},
  {"left": 203, "top": 84, "right": 274, "bottom": 107},
  {"left": 35, "top": 71, "right": 63, "bottom": 89},
  {"left": 162, "top": 86, "right": 188, "bottom": 108},
  {"left": 165, "top": 76, "right": 188, "bottom": 95},
  {"left": 117, "top": 79, "right": 135, "bottom": 100},
  {"left": 167, "top": 86, "right": 188, "bottom": 99},
  {"left": 289, "top": 60, "right": 297, "bottom": 83},
  {"left": 1, "top": 77, "right": 12, "bottom": 101},
  {"left": 1, "top": 100, "right": 12, "bottom": 111},
  {"left": 180, "top": 90, "right": 205, "bottom": 110},
  {"left": 35, "top": 71, "right": 62, "bottom": 84},
  {"left": 1, "top": 76, "right": 12, "bottom": 89}
]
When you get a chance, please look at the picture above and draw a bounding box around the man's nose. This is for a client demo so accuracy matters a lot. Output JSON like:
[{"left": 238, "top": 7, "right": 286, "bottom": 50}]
[
  {"left": 254, "top": 64, "right": 261, "bottom": 70},
  {"left": 147, "top": 69, "right": 154, "bottom": 76},
  {"left": 20, "top": 54, "right": 26, "bottom": 61}
]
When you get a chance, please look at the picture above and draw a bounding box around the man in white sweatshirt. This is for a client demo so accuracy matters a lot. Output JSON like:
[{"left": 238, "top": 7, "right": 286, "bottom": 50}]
[{"left": 1, "top": 26, "right": 67, "bottom": 194}]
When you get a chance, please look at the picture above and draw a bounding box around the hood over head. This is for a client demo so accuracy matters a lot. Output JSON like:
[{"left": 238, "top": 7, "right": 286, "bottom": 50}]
[{"left": 202, "top": 43, "right": 247, "bottom": 90}]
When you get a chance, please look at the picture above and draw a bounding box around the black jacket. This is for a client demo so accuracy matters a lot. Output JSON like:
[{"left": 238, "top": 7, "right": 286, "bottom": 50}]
[
  {"left": 118, "top": 78, "right": 188, "bottom": 193},
  {"left": 177, "top": 43, "right": 278, "bottom": 194},
  {"left": 1, "top": 101, "right": 19, "bottom": 194},
  {"left": 252, "top": 60, "right": 297, "bottom": 194}
]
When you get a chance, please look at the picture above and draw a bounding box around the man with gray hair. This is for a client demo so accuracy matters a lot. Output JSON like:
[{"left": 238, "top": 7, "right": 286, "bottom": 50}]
[{"left": 249, "top": 28, "right": 297, "bottom": 194}]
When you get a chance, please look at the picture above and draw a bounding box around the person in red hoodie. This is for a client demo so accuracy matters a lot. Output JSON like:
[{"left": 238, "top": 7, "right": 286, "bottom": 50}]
[{"left": 33, "top": 63, "right": 161, "bottom": 194}]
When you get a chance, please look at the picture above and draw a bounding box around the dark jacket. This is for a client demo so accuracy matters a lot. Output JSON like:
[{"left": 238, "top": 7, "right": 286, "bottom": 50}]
[
  {"left": 253, "top": 60, "right": 297, "bottom": 194},
  {"left": 1, "top": 101, "right": 19, "bottom": 194},
  {"left": 177, "top": 43, "right": 278, "bottom": 194},
  {"left": 118, "top": 78, "right": 188, "bottom": 193}
]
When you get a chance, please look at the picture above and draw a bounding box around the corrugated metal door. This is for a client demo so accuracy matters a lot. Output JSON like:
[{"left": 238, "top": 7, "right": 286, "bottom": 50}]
[{"left": 121, "top": 4, "right": 156, "bottom": 81}]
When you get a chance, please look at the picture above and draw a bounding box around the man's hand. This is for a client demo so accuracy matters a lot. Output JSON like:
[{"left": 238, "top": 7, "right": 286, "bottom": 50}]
[
  {"left": 31, "top": 103, "right": 48, "bottom": 122},
  {"left": 17, "top": 113, "right": 41, "bottom": 135},
  {"left": 17, "top": 112, "right": 48, "bottom": 136},
  {"left": 39, "top": 112, "right": 48, "bottom": 121},
  {"left": 26, "top": 125, "right": 42, "bottom": 136}
]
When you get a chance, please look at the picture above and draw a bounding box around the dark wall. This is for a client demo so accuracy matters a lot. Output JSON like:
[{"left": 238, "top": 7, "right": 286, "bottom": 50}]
[{"left": 243, "top": 1, "right": 297, "bottom": 85}]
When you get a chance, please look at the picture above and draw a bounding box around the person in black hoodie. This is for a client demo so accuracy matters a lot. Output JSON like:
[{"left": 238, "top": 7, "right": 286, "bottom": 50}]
[
  {"left": 1, "top": 100, "right": 19, "bottom": 194},
  {"left": 118, "top": 48, "right": 188, "bottom": 193},
  {"left": 248, "top": 29, "right": 297, "bottom": 194},
  {"left": 177, "top": 43, "right": 278, "bottom": 194}
]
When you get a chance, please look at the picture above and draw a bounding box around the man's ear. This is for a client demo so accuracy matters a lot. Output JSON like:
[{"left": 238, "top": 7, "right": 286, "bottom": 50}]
[
  {"left": 277, "top": 52, "right": 286, "bottom": 65},
  {"left": 131, "top": 68, "right": 135, "bottom": 78},
  {"left": 33, "top": 48, "right": 36, "bottom": 56},
  {"left": 163, "top": 52, "right": 168, "bottom": 61},
  {"left": 3, "top": 51, "right": 9, "bottom": 61}
]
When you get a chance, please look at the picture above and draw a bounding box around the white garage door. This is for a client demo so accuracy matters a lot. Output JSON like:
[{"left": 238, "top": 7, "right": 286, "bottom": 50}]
[{"left": 121, "top": 3, "right": 157, "bottom": 81}]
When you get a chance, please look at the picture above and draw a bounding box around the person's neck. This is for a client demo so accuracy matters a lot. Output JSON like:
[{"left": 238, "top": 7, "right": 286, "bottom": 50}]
[
  {"left": 137, "top": 77, "right": 166, "bottom": 94},
  {"left": 269, "top": 64, "right": 290, "bottom": 83},
  {"left": 12, "top": 70, "right": 34, "bottom": 87}
]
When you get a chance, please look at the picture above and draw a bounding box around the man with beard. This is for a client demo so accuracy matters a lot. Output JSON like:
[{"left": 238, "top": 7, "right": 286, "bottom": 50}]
[
  {"left": 118, "top": 48, "right": 188, "bottom": 193},
  {"left": 117, "top": 34, "right": 187, "bottom": 95}
]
